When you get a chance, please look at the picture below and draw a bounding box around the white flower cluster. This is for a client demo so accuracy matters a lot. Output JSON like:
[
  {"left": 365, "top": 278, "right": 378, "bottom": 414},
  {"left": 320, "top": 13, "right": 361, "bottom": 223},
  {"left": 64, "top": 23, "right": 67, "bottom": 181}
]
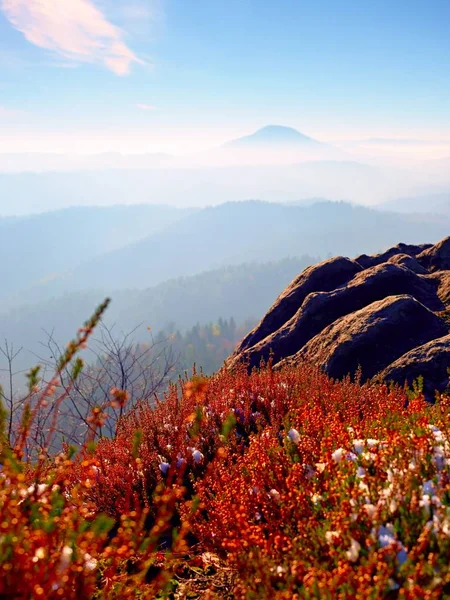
[
  {"left": 17, "top": 482, "right": 60, "bottom": 505},
  {"left": 324, "top": 425, "right": 450, "bottom": 566},
  {"left": 374, "top": 524, "right": 408, "bottom": 565},
  {"left": 158, "top": 447, "right": 204, "bottom": 475},
  {"left": 287, "top": 428, "right": 300, "bottom": 445}
]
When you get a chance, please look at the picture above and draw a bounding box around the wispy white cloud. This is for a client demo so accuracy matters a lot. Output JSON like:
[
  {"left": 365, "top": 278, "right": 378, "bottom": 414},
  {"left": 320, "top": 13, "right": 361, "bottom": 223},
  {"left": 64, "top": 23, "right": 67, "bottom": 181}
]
[
  {"left": 0, "top": 0, "right": 143, "bottom": 75},
  {"left": 137, "top": 103, "right": 158, "bottom": 111}
]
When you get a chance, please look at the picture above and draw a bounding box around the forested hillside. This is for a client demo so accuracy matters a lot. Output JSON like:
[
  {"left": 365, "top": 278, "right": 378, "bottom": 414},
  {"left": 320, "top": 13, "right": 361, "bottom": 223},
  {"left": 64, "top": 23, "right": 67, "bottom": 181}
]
[
  {"left": 19, "top": 200, "right": 450, "bottom": 304},
  {"left": 0, "top": 257, "right": 313, "bottom": 374},
  {"left": 155, "top": 318, "right": 257, "bottom": 377}
]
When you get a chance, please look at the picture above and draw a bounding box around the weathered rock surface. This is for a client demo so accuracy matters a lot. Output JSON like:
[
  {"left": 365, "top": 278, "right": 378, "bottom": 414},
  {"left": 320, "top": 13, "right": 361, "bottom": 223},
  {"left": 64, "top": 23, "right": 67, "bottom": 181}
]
[
  {"left": 355, "top": 242, "right": 431, "bottom": 269},
  {"left": 229, "top": 237, "right": 450, "bottom": 398},
  {"left": 387, "top": 253, "right": 428, "bottom": 274},
  {"left": 378, "top": 334, "right": 450, "bottom": 398},
  {"left": 230, "top": 262, "right": 444, "bottom": 371},
  {"left": 283, "top": 295, "right": 448, "bottom": 381},
  {"left": 417, "top": 236, "right": 450, "bottom": 272},
  {"left": 434, "top": 270, "right": 450, "bottom": 307},
  {"left": 238, "top": 256, "right": 362, "bottom": 353}
]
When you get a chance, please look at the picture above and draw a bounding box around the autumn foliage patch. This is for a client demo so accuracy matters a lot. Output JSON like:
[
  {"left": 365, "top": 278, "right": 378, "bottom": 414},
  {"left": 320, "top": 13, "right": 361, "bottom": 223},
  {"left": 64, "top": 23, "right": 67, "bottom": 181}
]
[{"left": 0, "top": 309, "right": 449, "bottom": 598}]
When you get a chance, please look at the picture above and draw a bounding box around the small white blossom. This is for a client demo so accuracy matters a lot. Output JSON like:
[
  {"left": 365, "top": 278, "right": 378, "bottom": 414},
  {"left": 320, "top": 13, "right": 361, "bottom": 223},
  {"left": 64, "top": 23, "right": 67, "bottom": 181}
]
[
  {"left": 361, "top": 451, "right": 374, "bottom": 462},
  {"left": 288, "top": 428, "right": 300, "bottom": 445},
  {"left": 428, "top": 425, "right": 444, "bottom": 443},
  {"left": 356, "top": 466, "right": 366, "bottom": 478},
  {"left": 376, "top": 524, "right": 395, "bottom": 548},
  {"left": 363, "top": 503, "right": 377, "bottom": 519},
  {"left": 366, "top": 439, "right": 381, "bottom": 449},
  {"left": 346, "top": 538, "right": 361, "bottom": 562},
  {"left": 353, "top": 440, "right": 365, "bottom": 455},
  {"left": 332, "top": 448, "right": 345, "bottom": 463},
  {"left": 192, "top": 449, "right": 204, "bottom": 463},
  {"left": 84, "top": 553, "right": 97, "bottom": 571},
  {"left": 269, "top": 489, "right": 280, "bottom": 501},
  {"left": 433, "top": 446, "right": 448, "bottom": 471},
  {"left": 420, "top": 494, "right": 441, "bottom": 512},
  {"left": 325, "top": 530, "right": 340, "bottom": 544},
  {"left": 358, "top": 480, "right": 370, "bottom": 494}
]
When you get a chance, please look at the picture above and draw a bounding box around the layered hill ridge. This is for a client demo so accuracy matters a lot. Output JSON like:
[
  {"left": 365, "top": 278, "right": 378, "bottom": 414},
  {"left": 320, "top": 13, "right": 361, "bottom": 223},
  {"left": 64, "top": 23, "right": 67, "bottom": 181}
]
[{"left": 228, "top": 236, "right": 450, "bottom": 398}]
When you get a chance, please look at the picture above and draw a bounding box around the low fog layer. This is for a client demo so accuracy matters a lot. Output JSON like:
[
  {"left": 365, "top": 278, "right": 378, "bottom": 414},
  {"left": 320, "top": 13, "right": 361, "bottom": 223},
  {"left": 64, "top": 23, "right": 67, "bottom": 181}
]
[{"left": 1, "top": 126, "right": 450, "bottom": 215}]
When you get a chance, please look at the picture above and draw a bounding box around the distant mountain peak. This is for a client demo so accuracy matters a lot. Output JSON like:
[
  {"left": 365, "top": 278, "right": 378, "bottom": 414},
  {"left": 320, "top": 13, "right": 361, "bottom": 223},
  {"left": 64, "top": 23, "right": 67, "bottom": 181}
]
[{"left": 223, "top": 125, "right": 321, "bottom": 147}]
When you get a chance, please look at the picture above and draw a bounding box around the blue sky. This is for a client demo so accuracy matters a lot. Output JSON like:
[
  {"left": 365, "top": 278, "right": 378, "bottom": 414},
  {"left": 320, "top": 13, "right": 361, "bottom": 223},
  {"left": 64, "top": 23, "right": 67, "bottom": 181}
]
[{"left": 0, "top": 0, "right": 450, "bottom": 153}]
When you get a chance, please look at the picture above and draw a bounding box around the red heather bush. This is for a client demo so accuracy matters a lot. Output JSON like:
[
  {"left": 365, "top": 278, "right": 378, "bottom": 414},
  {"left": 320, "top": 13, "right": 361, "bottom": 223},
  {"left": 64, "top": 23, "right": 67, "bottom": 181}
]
[
  {"left": 1, "top": 330, "right": 449, "bottom": 599},
  {"left": 188, "top": 373, "right": 450, "bottom": 599},
  {"left": 78, "top": 362, "right": 450, "bottom": 598},
  {"left": 0, "top": 303, "right": 193, "bottom": 599}
]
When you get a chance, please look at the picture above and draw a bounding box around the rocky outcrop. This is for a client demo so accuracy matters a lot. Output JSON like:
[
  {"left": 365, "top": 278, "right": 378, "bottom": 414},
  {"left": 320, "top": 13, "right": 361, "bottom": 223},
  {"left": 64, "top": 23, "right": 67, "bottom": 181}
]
[
  {"left": 417, "top": 236, "right": 450, "bottom": 272},
  {"left": 434, "top": 271, "right": 450, "bottom": 307},
  {"left": 378, "top": 335, "right": 450, "bottom": 399},
  {"left": 238, "top": 256, "right": 362, "bottom": 353},
  {"left": 229, "top": 237, "right": 450, "bottom": 398},
  {"left": 282, "top": 295, "right": 448, "bottom": 381},
  {"left": 355, "top": 242, "right": 431, "bottom": 269},
  {"left": 230, "top": 262, "right": 444, "bottom": 371},
  {"left": 387, "top": 253, "right": 428, "bottom": 274}
]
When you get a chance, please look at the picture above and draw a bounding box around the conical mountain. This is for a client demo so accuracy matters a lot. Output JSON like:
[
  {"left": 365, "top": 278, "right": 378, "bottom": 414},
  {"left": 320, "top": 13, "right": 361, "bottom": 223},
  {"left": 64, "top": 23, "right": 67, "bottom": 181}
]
[{"left": 223, "top": 125, "right": 322, "bottom": 148}]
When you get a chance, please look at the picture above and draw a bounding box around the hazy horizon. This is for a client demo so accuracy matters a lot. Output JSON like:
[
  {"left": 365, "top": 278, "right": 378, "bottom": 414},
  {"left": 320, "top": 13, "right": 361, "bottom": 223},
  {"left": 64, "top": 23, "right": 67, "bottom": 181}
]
[
  {"left": 1, "top": 1, "right": 450, "bottom": 157},
  {"left": 2, "top": 1, "right": 450, "bottom": 213},
  {"left": 1, "top": 123, "right": 450, "bottom": 164}
]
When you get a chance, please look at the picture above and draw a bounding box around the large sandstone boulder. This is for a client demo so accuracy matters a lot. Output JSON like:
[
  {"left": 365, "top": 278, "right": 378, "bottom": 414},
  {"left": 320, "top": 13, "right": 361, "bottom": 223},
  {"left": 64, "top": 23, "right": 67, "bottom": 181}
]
[
  {"left": 417, "top": 236, "right": 450, "bottom": 272},
  {"left": 229, "top": 262, "right": 444, "bottom": 371},
  {"left": 387, "top": 253, "right": 428, "bottom": 274},
  {"left": 378, "top": 334, "right": 450, "bottom": 399},
  {"left": 355, "top": 242, "right": 431, "bottom": 269},
  {"left": 284, "top": 295, "right": 448, "bottom": 381},
  {"left": 229, "top": 236, "right": 450, "bottom": 398}
]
